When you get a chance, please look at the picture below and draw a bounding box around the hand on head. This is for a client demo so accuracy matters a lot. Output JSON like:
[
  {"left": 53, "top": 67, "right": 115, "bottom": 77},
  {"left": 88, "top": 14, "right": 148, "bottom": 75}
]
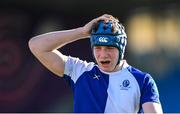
[{"left": 83, "top": 14, "right": 119, "bottom": 36}]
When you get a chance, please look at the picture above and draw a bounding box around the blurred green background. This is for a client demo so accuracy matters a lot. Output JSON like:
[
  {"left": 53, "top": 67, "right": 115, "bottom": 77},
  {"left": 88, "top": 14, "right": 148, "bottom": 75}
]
[{"left": 0, "top": 0, "right": 180, "bottom": 112}]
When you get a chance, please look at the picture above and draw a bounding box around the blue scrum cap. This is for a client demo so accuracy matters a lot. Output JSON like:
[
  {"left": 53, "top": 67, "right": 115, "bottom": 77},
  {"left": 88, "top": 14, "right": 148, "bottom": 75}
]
[{"left": 90, "top": 20, "right": 127, "bottom": 60}]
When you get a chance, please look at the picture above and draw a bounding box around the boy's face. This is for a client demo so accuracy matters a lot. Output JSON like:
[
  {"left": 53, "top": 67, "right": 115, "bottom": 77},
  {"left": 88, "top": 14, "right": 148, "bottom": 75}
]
[{"left": 93, "top": 46, "right": 119, "bottom": 72}]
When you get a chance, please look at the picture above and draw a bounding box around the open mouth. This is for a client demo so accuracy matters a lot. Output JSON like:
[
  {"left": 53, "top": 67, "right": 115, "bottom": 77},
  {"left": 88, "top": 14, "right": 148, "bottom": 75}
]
[{"left": 100, "top": 60, "right": 111, "bottom": 65}]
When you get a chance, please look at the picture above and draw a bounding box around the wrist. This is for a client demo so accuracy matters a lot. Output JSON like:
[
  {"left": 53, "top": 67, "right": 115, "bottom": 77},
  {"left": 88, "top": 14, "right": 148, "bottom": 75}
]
[{"left": 78, "top": 26, "right": 90, "bottom": 38}]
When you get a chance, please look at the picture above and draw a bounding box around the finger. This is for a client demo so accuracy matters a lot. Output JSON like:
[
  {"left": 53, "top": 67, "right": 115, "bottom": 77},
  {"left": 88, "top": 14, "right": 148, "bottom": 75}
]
[
  {"left": 102, "top": 14, "right": 119, "bottom": 22},
  {"left": 102, "top": 14, "right": 113, "bottom": 18},
  {"left": 103, "top": 14, "right": 117, "bottom": 20},
  {"left": 97, "top": 16, "right": 112, "bottom": 22},
  {"left": 97, "top": 17, "right": 115, "bottom": 23}
]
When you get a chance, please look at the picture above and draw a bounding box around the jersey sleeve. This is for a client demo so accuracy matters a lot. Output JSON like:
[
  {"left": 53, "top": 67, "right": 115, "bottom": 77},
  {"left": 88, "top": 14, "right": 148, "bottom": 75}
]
[
  {"left": 140, "top": 74, "right": 160, "bottom": 105},
  {"left": 63, "top": 56, "right": 95, "bottom": 83}
]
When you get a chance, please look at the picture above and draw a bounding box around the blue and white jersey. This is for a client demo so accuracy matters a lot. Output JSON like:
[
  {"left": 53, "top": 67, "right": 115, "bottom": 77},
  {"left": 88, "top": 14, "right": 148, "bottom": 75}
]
[{"left": 63, "top": 56, "right": 160, "bottom": 113}]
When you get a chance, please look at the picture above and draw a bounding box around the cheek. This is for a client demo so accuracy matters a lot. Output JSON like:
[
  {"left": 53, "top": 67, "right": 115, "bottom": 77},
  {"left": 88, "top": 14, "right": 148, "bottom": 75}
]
[
  {"left": 93, "top": 50, "right": 98, "bottom": 59},
  {"left": 112, "top": 51, "right": 119, "bottom": 60},
  {"left": 93, "top": 49, "right": 96, "bottom": 56}
]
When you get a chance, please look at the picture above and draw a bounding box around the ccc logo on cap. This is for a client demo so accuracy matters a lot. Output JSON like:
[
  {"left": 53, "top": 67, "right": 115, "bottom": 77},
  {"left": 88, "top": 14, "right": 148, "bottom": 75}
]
[{"left": 98, "top": 37, "right": 108, "bottom": 43}]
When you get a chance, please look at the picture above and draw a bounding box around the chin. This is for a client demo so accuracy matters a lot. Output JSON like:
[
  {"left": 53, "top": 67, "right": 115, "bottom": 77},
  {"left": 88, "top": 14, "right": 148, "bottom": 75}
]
[{"left": 100, "top": 67, "right": 114, "bottom": 72}]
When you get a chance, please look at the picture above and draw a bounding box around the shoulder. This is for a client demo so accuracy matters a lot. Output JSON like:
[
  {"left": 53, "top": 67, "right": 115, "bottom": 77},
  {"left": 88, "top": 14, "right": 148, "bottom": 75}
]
[
  {"left": 64, "top": 56, "right": 96, "bottom": 82},
  {"left": 65, "top": 56, "right": 95, "bottom": 70},
  {"left": 126, "top": 65, "right": 149, "bottom": 80},
  {"left": 126, "top": 65, "right": 154, "bottom": 91}
]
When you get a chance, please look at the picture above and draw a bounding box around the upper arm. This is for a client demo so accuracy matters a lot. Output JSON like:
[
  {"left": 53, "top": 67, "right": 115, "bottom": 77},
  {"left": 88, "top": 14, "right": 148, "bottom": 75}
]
[
  {"left": 30, "top": 46, "right": 67, "bottom": 77},
  {"left": 140, "top": 74, "right": 163, "bottom": 113},
  {"left": 43, "top": 49, "right": 67, "bottom": 77},
  {"left": 142, "top": 102, "right": 163, "bottom": 113},
  {"left": 140, "top": 74, "right": 160, "bottom": 104}
]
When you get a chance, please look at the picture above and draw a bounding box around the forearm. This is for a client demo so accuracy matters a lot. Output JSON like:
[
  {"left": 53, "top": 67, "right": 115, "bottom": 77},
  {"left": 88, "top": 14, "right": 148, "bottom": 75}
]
[
  {"left": 28, "top": 14, "right": 117, "bottom": 53},
  {"left": 29, "top": 27, "right": 89, "bottom": 53}
]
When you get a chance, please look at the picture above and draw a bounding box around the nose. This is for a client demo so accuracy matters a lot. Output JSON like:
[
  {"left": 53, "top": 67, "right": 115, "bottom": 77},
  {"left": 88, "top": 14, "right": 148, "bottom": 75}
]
[{"left": 99, "top": 47, "right": 109, "bottom": 58}]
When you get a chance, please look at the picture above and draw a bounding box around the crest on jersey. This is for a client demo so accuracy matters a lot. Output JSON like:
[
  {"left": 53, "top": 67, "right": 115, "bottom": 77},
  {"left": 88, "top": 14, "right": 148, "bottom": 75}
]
[{"left": 120, "top": 80, "right": 131, "bottom": 90}]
